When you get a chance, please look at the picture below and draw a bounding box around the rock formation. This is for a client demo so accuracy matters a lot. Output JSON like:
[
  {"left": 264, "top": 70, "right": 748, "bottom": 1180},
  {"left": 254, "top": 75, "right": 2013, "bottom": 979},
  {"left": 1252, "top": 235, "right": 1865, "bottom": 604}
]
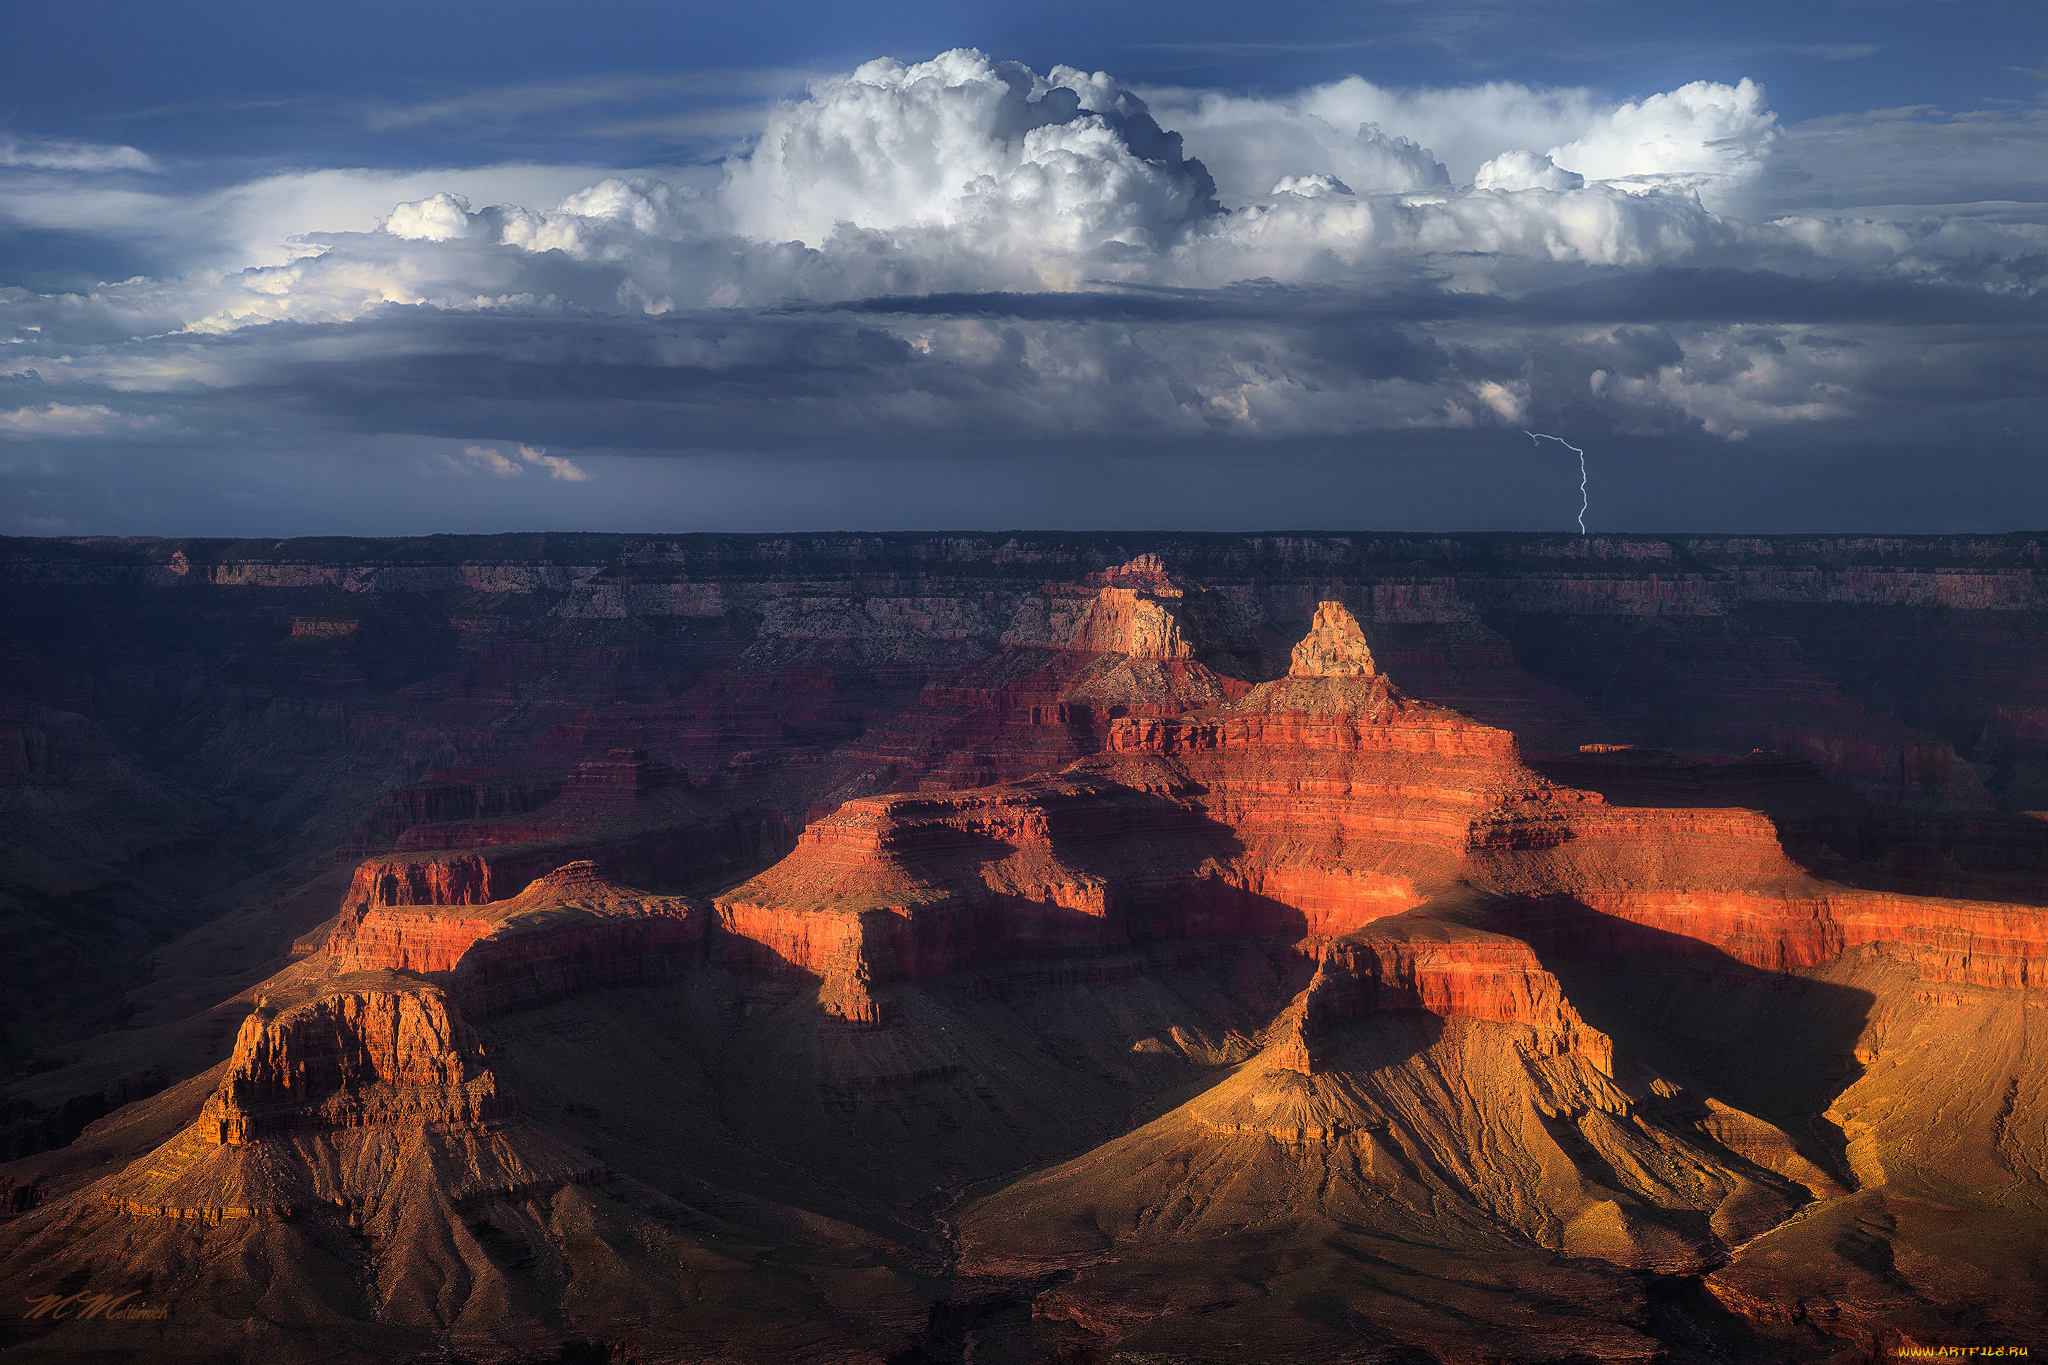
[
  {"left": 822, "top": 555, "right": 1254, "bottom": 798},
  {"left": 1288, "top": 597, "right": 1377, "bottom": 677}
]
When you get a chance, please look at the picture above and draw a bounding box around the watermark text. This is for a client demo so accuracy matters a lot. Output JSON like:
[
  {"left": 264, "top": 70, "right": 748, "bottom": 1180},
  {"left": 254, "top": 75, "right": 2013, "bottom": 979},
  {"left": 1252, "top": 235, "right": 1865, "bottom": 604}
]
[{"left": 22, "top": 1291, "right": 168, "bottom": 1322}]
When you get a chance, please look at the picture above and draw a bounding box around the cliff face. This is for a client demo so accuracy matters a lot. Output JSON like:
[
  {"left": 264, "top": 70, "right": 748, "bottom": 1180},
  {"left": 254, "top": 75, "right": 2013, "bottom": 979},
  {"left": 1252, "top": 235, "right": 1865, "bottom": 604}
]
[
  {"left": 1297, "top": 925, "right": 1613, "bottom": 1073},
  {"left": 194, "top": 979, "right": 511, "bottom": 1151},
  {"left": 832, "top": 556, "right": 1255, "bottom": 798},
  {"left": 325, "top": 860, "right": 706, "bottom": 1014},
  {"left": 339, "top": 749, "right": 771, "bottom": 942},
  {"left": 711, "top": 602, "right": 2048, "bottom": 1033},
  {"left": 715, "top": 606, "right": 1501, "bottom": 1018},
  {"left": 87, "top": 966, "right": 565, "bottom": 1232},
  {"left": 1495, "top": 886, "right": 2047, "bottom": 990},
  {"left": 713, "top": 775, "right": 1213, "bottom": 1021}
]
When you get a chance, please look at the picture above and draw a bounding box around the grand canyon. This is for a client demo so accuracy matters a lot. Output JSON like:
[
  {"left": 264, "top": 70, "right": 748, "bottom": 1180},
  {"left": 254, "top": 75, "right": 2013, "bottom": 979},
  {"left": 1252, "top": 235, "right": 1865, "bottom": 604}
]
[{"left": 0, "top": 531, "right": 2043, "bottom": 1363}]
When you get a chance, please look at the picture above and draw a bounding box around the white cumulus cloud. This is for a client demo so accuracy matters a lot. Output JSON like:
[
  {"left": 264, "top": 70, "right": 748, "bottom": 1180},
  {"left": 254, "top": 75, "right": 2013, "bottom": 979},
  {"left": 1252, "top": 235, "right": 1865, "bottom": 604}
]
[
  {"left": 1473, "top": 151, "right": 1584, "bottom": 193},
  {"left": 720, "top": 50, "right": 1219, "bottom": 259},
  {"left": 384, "top": 192, "right": 481, "bottom": 241},
  {"left": 1124, "top": 87, "right": 1449, "bottom": 204},
  {"left": 12, "top": 52, "right": 1982, "bottom": 339},
  {"left": 1548, "top": 78, "right": 1777, "bottom": 202}
]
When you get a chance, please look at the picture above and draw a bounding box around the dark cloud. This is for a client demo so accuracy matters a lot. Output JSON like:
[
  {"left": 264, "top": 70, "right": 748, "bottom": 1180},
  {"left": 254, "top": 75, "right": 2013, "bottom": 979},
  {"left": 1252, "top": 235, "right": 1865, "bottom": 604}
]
[{"left": 1520, "top": 267, "right": 2048, "bottom": 326}]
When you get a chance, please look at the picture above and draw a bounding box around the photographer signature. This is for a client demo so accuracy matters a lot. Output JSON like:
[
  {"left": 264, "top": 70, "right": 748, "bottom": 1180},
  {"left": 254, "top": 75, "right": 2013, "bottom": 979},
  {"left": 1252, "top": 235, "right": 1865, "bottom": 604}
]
[{"left": 22, "top": 1291, "right": 168, "bottom": 1322}]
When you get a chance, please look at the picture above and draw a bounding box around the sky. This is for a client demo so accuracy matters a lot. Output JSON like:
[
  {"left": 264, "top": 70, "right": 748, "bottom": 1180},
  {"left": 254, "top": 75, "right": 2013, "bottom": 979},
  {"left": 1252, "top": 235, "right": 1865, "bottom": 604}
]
[{"left": 2, "top": 0, "right": 2045, "bottom": 535}]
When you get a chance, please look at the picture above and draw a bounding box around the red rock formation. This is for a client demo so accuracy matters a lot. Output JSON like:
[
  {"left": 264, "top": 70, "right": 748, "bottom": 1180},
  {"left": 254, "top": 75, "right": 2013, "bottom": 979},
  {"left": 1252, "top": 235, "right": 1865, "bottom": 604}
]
[
  {"left": 831, "top": 557, "right": 1255, "bottom": 797},
  {"left": 715, "top": 775, "right": 1212, "bottom": 1021},
  {"left": 1287, "top": 599, "right": 1376, "bottom": 677},
  {"left": 345, "top": 848, "right": 499, "bottom": 908},
  {"left": 198, "top": 977, "right": 512, "bottom": 1147},
  {"left": 91, "top": 966, "right": 599, "bottom": 1226},
  {"left": 326, "top": 861, "right": 704, "bottom": 1015},
  {"left": 1093, "top": 606, "right": 1581, "bottom": 934},
  {"left": 1298, "top": 923, "right": 1613, "bottom": 1072},
  {"left": 1496, "top": 886, "right": 2047, "bottom": 990},
  {"left": 719, "top": 602, "right": 2048, "bottom": 1032},
  {"left": 999, "top": 552, "right": 1245, "bottom": 660},
  {"left": 66, "top": 863, "right": 701, "bottom": 1241},
  {"left": 718, "top": 605, "right": 1574, "bottom": 1016}
]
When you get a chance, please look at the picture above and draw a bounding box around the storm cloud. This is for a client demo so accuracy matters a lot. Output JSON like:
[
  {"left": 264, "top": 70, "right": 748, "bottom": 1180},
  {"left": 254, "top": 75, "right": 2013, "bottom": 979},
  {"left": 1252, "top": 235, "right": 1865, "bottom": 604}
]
[{"left": 2, "top": 47, "right": 2044, "bottom": 533}]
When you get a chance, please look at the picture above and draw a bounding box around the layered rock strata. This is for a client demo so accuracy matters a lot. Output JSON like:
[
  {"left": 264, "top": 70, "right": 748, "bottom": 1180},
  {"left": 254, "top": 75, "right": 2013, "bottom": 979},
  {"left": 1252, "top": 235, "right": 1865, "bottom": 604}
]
[
  {"left": 719, "top": 605, "right": 1569, "bottom": 1019},
  {"left": 340, "top": 748, "right": 765, "bottom": 914},
  {"left": 829, "top": 556, "right": 1253, "bottom": 797},
  {"left": 87, "top": 860, "right": 708, "bottom": 1228},
  {"left": 721, "top": 602, "right": 2048, "bottom": 1029},
  {"left": 1285, "top": 922, "right": 1614, "bottom": 1074},
  {"left": 326, "top": 861, "right": 704, "bottom": 1015}
]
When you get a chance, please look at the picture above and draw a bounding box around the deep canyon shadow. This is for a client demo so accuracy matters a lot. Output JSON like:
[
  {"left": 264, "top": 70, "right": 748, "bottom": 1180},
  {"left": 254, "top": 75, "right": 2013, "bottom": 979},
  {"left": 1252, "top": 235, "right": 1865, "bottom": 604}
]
[{"left": 1490, "top": 896, "right": 1875, "bottom": 1184}]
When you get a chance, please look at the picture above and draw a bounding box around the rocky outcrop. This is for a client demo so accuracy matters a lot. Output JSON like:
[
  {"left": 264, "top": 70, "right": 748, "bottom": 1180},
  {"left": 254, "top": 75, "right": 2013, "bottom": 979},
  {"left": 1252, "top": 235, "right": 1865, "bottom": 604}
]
[
  {"left": 718, "top": 606, "right": 1566, "bottom": 1017},
  {"left": 826, "top": 556, "right": 1256, "bottom": 797},
  {"left": 1005, "top": 583, "right": 1193, "bottom": 659},
  {"left": 1288, "top": 599, "right": 1376, "bottom": 677},
  {"left": 841, "top": 648, "right": 1248, "bottom": 796},
  {"left": 76, "top": 863, "right": 693, "bottom": 1231},
  {"left": 326, "top": 861, "right": 705, "bottom": 1015},
  {"left": 94, "top": 969, "right": 583, "bottom": 1224},
  {"left": 720, "top": 602, "right": 2048, "bottom": 1029},
  {"left": 999, "top": 553, "right": 1252, "bottom": 661},
  {"left": 195, "top": 977, "right": 512, "bottom": 1148},
  {"left": 714, "top": 775, "right": 1220, "bottom": 1021},
  {"left": 345, "top": 849, "right": 501, "bottom": 908},
  {"left": 1497, "top": 886, "right": 2047, "bottom": 990},
  {"left": 1093, "top": 607, "right": 1581, "bottom": 936},
  {"left": 1296, "top": 925, "right": 1613, "bottom": 1073}
]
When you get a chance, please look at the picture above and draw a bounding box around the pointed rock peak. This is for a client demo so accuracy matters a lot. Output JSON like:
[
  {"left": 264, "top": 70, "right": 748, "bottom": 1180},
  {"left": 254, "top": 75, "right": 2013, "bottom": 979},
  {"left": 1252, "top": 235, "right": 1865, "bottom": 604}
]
[{"left": 1289, "top": 602, "right": 1376, "bottom": 678}]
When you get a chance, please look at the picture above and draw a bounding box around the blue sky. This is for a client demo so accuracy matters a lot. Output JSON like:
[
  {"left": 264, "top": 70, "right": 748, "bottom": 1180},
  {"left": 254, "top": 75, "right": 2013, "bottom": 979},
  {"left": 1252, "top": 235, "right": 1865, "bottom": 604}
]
[{"left": 2, "top": 0, "right": 2044, "bottom": 533}]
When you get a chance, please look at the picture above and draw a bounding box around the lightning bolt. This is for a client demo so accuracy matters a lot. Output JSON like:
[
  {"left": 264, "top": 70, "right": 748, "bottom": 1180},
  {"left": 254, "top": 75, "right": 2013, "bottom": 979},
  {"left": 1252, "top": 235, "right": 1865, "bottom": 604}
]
[{"left": 1524, "top": 431, "right": 1588, "bottom": 536}]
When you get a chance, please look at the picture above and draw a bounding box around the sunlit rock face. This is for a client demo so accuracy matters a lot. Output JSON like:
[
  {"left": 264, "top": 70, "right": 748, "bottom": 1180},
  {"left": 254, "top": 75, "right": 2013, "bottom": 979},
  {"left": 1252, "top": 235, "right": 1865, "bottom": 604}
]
[
  {"left": 3, "top": 531, "right": 2047, "bottom": 1361},
  {"left": 1288, "top": 599, "right": 1377, "bottom": 677}
]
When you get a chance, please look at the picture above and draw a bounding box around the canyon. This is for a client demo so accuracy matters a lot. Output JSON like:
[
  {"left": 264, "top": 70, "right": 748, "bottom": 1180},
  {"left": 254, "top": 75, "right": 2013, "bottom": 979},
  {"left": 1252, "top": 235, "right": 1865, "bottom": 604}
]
[{"left": 0, "top": 531, "right": 2044, "bottom": 1363}]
